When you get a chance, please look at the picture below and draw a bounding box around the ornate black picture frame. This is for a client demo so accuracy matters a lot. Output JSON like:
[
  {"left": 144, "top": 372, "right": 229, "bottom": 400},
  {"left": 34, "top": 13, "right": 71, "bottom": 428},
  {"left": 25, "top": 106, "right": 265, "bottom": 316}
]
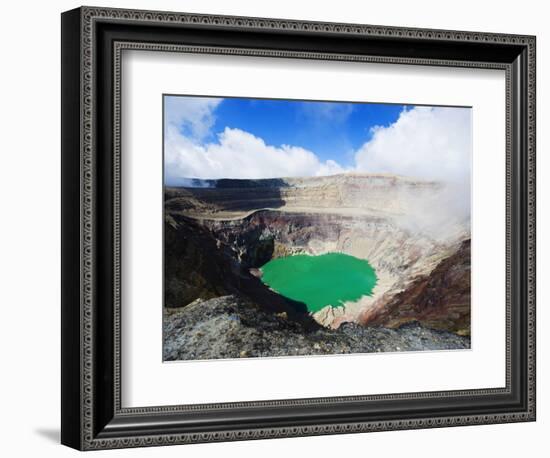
[{"left": 61, "top": 6, "right": 536, "bottom": 450}]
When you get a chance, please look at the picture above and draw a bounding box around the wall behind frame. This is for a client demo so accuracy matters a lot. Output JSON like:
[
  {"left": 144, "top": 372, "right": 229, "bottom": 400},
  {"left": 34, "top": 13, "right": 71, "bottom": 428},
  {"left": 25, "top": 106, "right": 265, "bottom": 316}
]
[{"left": 0, "top": 0, "right": 545, "bottom": 457}]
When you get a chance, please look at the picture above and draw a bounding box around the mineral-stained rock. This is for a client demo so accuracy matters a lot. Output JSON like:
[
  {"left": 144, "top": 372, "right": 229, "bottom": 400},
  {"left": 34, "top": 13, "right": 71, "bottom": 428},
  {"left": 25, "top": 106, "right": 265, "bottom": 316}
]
[
  {"left": 361, "top": 239, "right": 471, "bottom": 336},
  {"left": 163, "top": 295, "right": 470, "bottom": 361}
]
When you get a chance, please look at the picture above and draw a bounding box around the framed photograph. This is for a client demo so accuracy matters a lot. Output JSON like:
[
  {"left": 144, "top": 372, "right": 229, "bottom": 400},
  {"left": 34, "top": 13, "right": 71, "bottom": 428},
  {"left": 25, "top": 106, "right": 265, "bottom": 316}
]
[{"left": 61, "top": 6, "right": 536, "bottom": 450}]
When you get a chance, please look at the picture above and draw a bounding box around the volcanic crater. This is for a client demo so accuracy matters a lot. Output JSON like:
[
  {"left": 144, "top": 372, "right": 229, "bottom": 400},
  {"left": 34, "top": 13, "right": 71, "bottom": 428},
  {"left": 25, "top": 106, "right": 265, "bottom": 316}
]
[{"left": 163, "top": 173, "right": 471, "bottom": 360}]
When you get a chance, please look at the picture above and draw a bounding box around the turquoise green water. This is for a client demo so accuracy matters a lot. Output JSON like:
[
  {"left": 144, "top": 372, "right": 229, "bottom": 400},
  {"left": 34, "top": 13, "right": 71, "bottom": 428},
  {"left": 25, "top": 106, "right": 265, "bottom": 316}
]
[{"left": 260, "top": 253, "right": 377, "bottom": 313}]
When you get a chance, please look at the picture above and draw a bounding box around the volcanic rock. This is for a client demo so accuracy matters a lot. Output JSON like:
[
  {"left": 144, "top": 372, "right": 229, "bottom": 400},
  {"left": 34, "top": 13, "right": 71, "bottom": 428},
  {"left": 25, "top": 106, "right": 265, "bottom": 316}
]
[{"left": 163, "top": 295, "right": 470, "bottom": 361}]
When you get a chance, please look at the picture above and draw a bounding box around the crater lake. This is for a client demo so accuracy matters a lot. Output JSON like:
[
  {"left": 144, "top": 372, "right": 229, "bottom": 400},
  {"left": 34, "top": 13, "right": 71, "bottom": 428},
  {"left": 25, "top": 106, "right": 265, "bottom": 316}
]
[{"left": 260, "top": 253, "right": 378, "bottom": 313}]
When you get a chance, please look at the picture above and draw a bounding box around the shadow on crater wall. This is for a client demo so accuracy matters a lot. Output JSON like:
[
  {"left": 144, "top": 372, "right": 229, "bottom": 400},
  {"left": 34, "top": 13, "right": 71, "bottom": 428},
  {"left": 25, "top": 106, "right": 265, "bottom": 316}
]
[
  {"left": 165, "top": 179, "right": 287, "bottom": 214},
  {"left": 164, "top": 208, "right": 320, "bottom": 331}
]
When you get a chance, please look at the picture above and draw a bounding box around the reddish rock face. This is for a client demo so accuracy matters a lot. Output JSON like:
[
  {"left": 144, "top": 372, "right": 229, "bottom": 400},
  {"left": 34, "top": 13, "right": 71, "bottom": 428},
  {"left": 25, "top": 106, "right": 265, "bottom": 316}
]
[{"left": 360, "top": 239, "right": 471, "bottom": 336}]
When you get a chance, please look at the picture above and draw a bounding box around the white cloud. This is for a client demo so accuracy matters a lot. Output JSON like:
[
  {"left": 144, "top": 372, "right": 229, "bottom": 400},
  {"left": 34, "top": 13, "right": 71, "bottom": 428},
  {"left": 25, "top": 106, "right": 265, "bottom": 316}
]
[
  {"left": 164, "top": 96, "right": 222, "bottom": 140},
  {"left": 355, "top": 106, "right": 471, "bottom": 184},
  {"left": 164, "top": 96, "right": 346, "bottom": 183},
  {"left": 299, "top": 102, "right": 354, "bottom": 123},
  {"left": 165, "top": 126, "right": 345, "bottom": 183},
  {"left": 164, "top": 100, "right": 471, "bottom": 204},
  {"left": 354, "top": 106, "right": 472, "bottom": 229}
]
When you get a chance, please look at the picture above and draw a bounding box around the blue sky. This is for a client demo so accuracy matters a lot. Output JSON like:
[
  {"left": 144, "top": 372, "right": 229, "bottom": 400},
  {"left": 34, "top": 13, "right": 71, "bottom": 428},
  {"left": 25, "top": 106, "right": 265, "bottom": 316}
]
[
  {"left": 163, "top": 95, "right": 471, "bottom": 185},
  {"left": 203, "top": 98, "right": 405, "bottom": 167}
]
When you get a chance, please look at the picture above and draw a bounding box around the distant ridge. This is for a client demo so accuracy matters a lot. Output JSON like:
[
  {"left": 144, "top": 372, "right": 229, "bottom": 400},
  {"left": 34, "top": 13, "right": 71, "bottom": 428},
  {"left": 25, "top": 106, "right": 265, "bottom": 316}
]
[{"left": 168, "top": 173, "right": 440, "bottom": 189}]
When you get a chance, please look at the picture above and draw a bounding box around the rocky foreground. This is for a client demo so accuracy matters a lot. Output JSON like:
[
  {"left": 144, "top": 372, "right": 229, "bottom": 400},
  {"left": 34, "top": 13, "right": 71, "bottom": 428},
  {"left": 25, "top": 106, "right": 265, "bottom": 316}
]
[{"left": 163, "top": 295, "right": 470, "bottom": 361}]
